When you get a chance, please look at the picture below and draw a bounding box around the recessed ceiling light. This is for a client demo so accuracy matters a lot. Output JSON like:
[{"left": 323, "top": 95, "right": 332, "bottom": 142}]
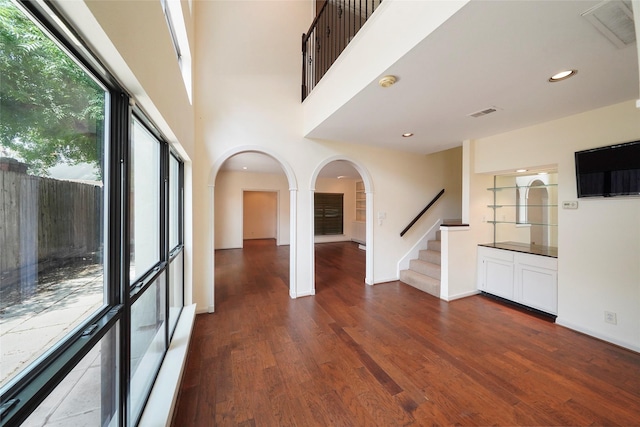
[
  {"left": 516, "top": 169, "right": 528, "bottom": 173},
  {"left": 379, "top": 75, "right": 397, "bottom": 88},
  {"left": 548, "top": 70, "right": 577, "bottom": 82},
  {"left": 337, "top": 175, "right": 347, "bottom": 179},
  {"left": 242, "top": 166, "right": 248, "bottom": 170},
  {"left": 402, "top": 133, "right": 414, "bottom": 137}
]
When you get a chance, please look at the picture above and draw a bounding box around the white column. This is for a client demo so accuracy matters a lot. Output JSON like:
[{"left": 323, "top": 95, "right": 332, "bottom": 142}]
[
  {"left": 365, "top": 191, "right": 374, "bottom": 285},
  {"left": 207, "top": 185, "right": 215, "bottom": 313},
  {"left": 462, "top": 140, "right": 471, "bottom": 224},
  {"left": 289, "top": 188, "right": 299, "bottom": 298}
]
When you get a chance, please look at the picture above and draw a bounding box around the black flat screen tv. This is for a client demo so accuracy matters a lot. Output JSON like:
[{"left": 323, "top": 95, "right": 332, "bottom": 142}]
[{"left": 575, "top": 140, "right": 640, "bottom": 198}]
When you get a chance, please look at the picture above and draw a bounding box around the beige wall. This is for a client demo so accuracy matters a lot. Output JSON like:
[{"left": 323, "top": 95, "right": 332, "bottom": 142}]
[
  {"left": 215, "top": 171, "right": 290, "bottom": 249},
  {"left": 243, "top": 191, "right": 277, "bottom": 240}
]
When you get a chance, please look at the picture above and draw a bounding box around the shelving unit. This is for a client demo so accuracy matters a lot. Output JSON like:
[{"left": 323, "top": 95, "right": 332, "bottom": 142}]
[
  {"left": 487, "top": 175, "right": 558, "bottom": 246},
  {"left": 355, "top": 181, "right": 365, "bottom": 222}
]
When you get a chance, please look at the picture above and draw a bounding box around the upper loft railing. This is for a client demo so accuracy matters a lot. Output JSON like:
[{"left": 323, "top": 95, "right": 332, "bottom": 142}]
[{"left": 302, "top": 0, "right": 383, "bottom": 101}]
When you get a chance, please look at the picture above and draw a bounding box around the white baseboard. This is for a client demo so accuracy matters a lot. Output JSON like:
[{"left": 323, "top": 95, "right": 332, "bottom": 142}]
[
  {"left": 139, "top": 304, "right": 196, "bottom": 427},
  {"left": 374, "top": 277, "right": 399, "bottom": 285},
  {"left": 291, "top": 290, "right": 315, "bottom": 298},
  {"left": 556, "top": 317, "right": 640, "bottom": 353},
  {"left": 442, "top": 289, "right": 480, "bottom": 302},
  {"left": 314, "top": 235, "right": 350, "bottom": 243}
]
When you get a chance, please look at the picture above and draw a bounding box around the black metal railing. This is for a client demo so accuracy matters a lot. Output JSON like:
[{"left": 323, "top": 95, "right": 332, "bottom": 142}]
[
  {"left": 302, "top": 0, "right": 383, "bottom": 101},
  {"left": 400, "top": 189, "right": 445, "bottom": 237}
]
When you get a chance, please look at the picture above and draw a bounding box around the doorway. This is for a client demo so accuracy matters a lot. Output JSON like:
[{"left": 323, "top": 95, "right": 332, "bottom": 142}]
[
  {"left": 243, "top": 191, "right": 278, "bottom": 241},
  {"left": 311, "top": 159, "right": 372, "bottom": 291}
]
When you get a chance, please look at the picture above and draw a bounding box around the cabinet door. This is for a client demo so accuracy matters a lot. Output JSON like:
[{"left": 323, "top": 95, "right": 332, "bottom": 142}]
[
  {"left": 484, "top": 259, "right": 515, "bottom": 300},
  {"left": 518, "top": 264, "right": 557, "bottom": 314}
]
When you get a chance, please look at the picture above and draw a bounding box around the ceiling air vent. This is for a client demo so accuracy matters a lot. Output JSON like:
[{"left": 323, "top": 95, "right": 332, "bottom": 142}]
[
  {"left": 582, "top": 0, "right": 635, "bottom": 48},
  {"left": 468, "top": 107, "right": 498, "bottom": 118}
]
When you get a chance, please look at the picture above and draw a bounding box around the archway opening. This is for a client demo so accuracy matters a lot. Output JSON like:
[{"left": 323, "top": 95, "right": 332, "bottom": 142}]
[
  {"left": 310, "top": 158, "right": 373, "bottom": 293},
  {"left": 208, "top": 149, "right": 297, "bottom": 312}
]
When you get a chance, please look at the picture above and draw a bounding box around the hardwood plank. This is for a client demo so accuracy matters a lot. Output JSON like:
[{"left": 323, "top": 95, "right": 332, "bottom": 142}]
[{"left": 172, "top": 239, "right": 640, "bottom": 426}]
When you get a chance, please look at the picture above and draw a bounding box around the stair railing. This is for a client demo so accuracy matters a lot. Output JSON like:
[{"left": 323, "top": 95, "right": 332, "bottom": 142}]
[
  {"left": 400, "top": 189, "right": 445, "bottom": 237},
  {"left": 302, "top": 0, "right": 383, "bottom": 101}
]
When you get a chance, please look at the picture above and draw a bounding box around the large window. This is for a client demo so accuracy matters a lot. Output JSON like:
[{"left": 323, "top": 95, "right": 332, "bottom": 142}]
[
  {"left": 314, "top": 193, "right": 344, "bottom": 235},
  {"left": 168, "top": 153, "right": 183, "bottom": 336},
  {"left": 130, "top": 119, "right": 161, "bottom": 283},
  {"left": 0, "top": 0, "right": 108, "bottom": 390},
  {"left": 0, "top": 1, "right": 185, "bottom": 425}
]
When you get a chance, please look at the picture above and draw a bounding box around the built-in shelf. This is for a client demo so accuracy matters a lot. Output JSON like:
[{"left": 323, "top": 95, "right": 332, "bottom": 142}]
[
  {"left": 488, "top": 172, "right": 558, "bottom": 247},
  {"left": 487, "top": 184, "right": 558, "bottom": 191},
  {"left": 355, "top": 180, "right": 365, "bottom": 222}
]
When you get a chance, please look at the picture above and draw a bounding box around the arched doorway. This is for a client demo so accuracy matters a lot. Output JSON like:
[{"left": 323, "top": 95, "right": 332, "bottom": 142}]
[
  {"left": 207, "top": 146, "right": 298, "bottom": 312},
  {"left": 309, "top": 156, "right": 374, "bottom": 293}
]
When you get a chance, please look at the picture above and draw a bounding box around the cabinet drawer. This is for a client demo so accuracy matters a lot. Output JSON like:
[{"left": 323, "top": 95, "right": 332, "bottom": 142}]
[
  {"left": 479, "top": 246, "right": 514, "bottom": 262},
  {"left": 518, "top": 253, "right": 557, "bottom": 270}
]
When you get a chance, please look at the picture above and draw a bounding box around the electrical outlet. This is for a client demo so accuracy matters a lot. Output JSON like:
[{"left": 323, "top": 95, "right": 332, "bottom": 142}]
[
  {"left": 562, "top": 201, "right": 579, "bottom": 209},
  {"left": 604, "top": 311, "right": 617, "bottom": 325}
]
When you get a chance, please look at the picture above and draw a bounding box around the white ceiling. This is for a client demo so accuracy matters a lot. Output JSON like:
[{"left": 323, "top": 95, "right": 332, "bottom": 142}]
[
  {"left": 221, "top": 1, "right": 638, "bottom": 175},
  {"left": 307, "top": 0, "right": 639, "bottom": 154}
]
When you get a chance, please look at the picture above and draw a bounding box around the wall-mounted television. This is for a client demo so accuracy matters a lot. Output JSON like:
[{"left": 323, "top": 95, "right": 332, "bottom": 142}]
[{"left": 575, "top": 140, "right": 640, "bottom": 198}]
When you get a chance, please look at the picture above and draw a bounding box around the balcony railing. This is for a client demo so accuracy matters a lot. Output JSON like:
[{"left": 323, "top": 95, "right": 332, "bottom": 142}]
[{"left": 302, "top": 0, "right": 383, "bottom": 101}]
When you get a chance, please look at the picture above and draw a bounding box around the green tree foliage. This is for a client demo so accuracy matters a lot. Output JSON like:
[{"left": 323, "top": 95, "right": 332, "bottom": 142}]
[{"left": 0, "top": 0, "right": 105, "bottom": 176}]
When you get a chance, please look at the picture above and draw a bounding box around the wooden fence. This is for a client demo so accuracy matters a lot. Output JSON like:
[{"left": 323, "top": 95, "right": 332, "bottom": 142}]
[{"left": 0, "top": 169, "right": 102, "bottom": 294}]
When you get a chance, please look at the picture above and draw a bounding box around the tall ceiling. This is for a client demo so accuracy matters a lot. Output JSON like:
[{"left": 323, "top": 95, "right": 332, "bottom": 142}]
[
  {"left": 222, "top": 0, "right": 638, "bottom": 176},
  {"left": 306, "top": 0, "right": 639, "bottom": 154}
]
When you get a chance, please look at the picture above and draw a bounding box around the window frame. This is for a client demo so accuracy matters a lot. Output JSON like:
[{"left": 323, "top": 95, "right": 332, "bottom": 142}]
[
  {"left": 314, "top": 192, "right": 345, "bottom": 236},
  {"left": 0, "top": 2, "right": 186, "bottom": 425}
]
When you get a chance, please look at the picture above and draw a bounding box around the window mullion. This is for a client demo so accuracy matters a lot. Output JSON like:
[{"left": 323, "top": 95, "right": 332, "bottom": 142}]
[{"left": 114, "top": 92, "right": 132, "bottom": 427}]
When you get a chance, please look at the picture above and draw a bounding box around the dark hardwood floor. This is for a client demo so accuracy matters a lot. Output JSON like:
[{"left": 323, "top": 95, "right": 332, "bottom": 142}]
[{"left": 172, "top": 239, "right": 640, "bottom": 426}]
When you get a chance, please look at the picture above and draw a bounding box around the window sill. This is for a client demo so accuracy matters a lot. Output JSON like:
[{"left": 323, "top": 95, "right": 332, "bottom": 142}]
[{"left": 139, "top": 304, "right": 196, "bottom": 426}]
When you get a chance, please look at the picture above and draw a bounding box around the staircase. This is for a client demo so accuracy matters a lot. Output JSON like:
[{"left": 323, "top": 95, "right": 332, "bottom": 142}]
[{"left": 399, "top": 231, "right": 441, "bottom": 298}]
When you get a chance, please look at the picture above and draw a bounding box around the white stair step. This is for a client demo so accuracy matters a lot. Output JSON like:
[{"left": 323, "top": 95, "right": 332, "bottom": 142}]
[
  {"left": 399, "top": 270, "right": 440, "bottom": 298},
  {"left": 419, "top": 249, "right": 441, "bottom": 265},
  {"left": 409, "top": 259, "right": 440, "bottom": 280}
]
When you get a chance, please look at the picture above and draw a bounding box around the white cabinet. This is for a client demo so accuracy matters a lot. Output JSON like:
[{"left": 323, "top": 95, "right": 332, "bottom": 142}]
[
  {"left": 477, "top": 246, "right": 557, "bottom": 315},
  {"left": 478, "top": 247, "right": 515, "bottom": 299}
]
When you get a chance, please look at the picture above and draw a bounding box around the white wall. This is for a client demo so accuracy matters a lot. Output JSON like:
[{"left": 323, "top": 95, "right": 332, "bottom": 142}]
[
  {"left": 471, "top": 100, "right": 640, "bottom": 351},
  {"left": 215, "top": 171, "right": 290, "bottom": 249}
]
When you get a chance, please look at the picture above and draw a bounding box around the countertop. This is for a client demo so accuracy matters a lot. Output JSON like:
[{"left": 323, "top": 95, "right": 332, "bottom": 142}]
[{"left": 478, "top": 241, "right": 558, "bottom": 258}]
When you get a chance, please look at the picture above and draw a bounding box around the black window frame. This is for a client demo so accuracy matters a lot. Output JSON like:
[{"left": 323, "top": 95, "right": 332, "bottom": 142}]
[{"left": 0, "top": 1, "right": 185, "bottom": 425}]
